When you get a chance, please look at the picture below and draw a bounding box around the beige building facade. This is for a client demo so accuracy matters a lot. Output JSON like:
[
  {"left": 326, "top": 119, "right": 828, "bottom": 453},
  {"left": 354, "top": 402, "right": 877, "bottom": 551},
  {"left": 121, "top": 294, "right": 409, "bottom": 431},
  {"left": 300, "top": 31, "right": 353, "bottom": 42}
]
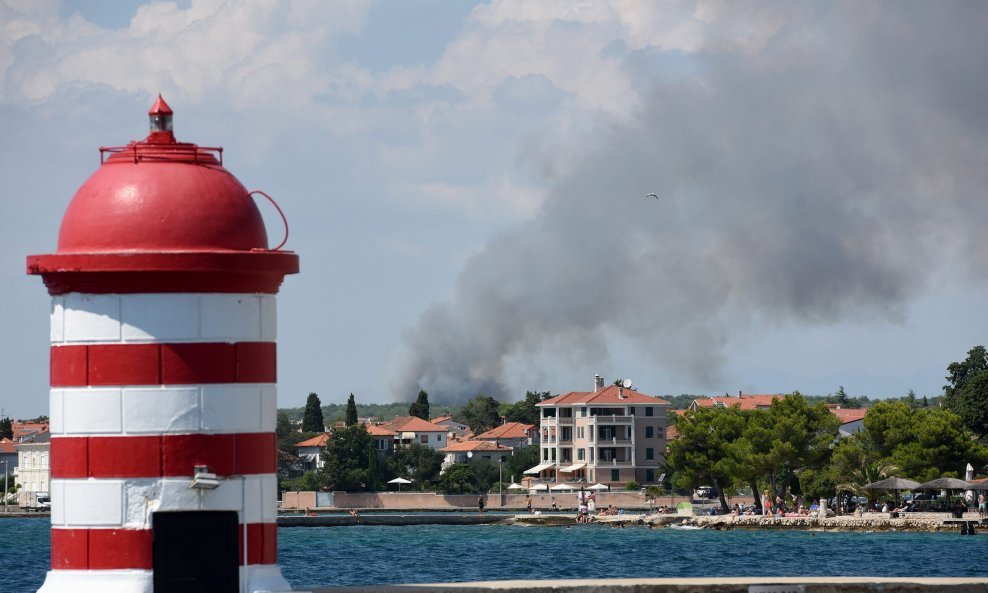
[{"left": 532, "top": 377, "right": 669, "bottom": 486}]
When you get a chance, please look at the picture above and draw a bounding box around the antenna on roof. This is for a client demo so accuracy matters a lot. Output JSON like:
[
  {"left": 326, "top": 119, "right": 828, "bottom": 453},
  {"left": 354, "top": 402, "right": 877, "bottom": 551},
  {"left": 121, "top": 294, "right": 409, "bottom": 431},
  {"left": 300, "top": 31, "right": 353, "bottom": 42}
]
[{"left": 622, "top": 378, "right": 633, "bottom": 389}]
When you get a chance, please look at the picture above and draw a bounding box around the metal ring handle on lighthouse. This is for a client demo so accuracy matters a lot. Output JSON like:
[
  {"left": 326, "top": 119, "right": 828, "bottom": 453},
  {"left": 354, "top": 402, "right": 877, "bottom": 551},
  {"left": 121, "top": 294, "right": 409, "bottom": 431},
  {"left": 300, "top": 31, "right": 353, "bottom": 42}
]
[{"left": 248, "top": 190, "right": 290, "bottom": 251}]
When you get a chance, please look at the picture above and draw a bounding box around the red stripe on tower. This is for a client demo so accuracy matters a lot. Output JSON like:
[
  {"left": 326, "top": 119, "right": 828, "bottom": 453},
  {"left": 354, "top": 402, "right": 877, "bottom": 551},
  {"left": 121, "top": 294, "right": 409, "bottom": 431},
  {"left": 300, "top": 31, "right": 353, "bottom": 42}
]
[{"left": 28, "top": 97, "right": 297, "bottom": 593}]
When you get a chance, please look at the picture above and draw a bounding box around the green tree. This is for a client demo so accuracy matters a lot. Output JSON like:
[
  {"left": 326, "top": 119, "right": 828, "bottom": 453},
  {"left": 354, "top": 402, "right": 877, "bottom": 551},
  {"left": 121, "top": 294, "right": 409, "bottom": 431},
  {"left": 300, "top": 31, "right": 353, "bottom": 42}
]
[
  {"left": 943, "top": 346, "right": 988, "bottom": 437},
  {"left": 0, "top": 417, "right": 12, "bottom": 440},
  {"left": 470, "top": 458, "right": 503, "bottom": 493},
  {"left": 667, "top": 405, "right": 747, "bottom": 512},
  {"left": 459, "top": 395, "right": 502, "bottom": 435},
  {"left": 320, "top": 425, "right": 372, "bottom": 491},
  {"left": 389, "top": 443, "right": 444, "bottom": 488},
  {"left": 436, "top": 463, "right": 477, "bottom": 494},
  {"left": 502, "top": 391, "right": 551, "bottom": 426},
  {"left": 831, "top": 386, "right": 850, "bottom": 407},
  {"left": 408, "top": 390, "right": 431, "bottom": 420},
  {"left": 302, "top": 392, "right": 325, "bottom": 433},
  {"left": 366, "top": 443, "right": 384, "bottom": 491},
  {"left": 345, "top": 393, "right": 358, "bottom": 427},
  {"left": 505, "top": 445, "right": 540, "bottom": 483}
]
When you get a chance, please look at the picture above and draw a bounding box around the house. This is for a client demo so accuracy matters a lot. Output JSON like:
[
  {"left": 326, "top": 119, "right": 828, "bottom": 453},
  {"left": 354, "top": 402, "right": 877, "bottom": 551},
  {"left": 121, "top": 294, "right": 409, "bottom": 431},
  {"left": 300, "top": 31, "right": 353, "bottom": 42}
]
[
  {"left": 529, "top": 375, "right": 670, "bottom": 486},
  {"left": 367, "top": 424, "right": 396, "bottom": 454},
  {"left": 295, "top": 433, "right": 329, "bottom": 471},
  {"left": 830, "top": 406, "right": 868, "bottom": 437},
  {"left": 474, "top": 422, "right": 538, "bottom": 450},
  {"left": 12, "top": 421, "right": 48, "bottom": 442},
  {"left": 439, "top": 440, "right": 512, "bottom": 470},
  {"left": 15, "top": 431, "right": 50, "bottom": 507},
  {"left": 688, "top": 393, "right": 783, "bottom": 412},
  {"left": 386, "top": 416, "right": 447, "bottom": 450},
  {"left": 432, "top": 416, "right": 472, "bottom": 439}
]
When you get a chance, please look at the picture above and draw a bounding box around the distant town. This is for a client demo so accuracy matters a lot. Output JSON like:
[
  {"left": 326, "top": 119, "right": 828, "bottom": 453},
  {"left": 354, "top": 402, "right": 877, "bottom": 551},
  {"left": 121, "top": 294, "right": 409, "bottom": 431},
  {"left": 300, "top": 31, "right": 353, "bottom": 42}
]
[{"left": 4, "top": 345, "right": 986, "bottom": 515}]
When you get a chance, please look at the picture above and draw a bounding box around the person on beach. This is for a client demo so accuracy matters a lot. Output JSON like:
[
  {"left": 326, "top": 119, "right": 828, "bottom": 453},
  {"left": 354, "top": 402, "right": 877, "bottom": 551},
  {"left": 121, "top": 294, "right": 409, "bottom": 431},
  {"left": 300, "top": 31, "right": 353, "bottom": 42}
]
[
  {"left": 526, "top": 495, "right": 533, "bottom": 514},
  {"left": 979, "top": 493, "right": 986, "bottom": 519},
  {"left": 762, "top": 490, "right": 772, "bottom": 516},
  {"left": 478, "top": 495, "right": 485, "bottom": 514}
]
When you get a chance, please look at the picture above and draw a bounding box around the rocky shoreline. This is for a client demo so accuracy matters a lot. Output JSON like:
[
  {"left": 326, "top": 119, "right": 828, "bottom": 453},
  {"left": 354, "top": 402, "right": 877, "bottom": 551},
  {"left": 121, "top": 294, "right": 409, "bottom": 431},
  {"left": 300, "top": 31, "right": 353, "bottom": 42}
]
[{"left": 510, "top": 512, "right": 988, "bottom": 533}]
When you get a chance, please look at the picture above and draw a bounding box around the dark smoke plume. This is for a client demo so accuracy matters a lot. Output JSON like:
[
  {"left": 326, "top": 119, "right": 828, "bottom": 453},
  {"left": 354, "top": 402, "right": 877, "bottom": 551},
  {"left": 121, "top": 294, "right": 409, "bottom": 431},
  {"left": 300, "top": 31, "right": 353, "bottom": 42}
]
[{"left": 391, "top": 2, "right": 988, "bottom": 403}]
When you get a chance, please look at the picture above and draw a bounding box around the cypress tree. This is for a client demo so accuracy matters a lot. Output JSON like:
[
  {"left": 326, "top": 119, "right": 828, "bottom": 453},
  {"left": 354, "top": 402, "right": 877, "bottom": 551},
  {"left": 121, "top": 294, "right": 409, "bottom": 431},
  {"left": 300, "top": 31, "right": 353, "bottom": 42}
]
[
  {"left": 345, "top": 393, "right": 359, "bottom": 426},
  {"left": 409, "top": 389, "right": 430, "bottom": 420},
  {"left": 0, "top": 417, "right": 12, "bottom": 440},
  {"left": 302, "top": 392, "right": 325, "bottom": 432}
]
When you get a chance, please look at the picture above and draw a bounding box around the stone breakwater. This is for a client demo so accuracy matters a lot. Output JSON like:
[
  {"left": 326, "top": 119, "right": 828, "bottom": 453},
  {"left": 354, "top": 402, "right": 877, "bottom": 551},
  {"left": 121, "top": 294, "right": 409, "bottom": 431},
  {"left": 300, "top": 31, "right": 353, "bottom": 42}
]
[{"left": 510, "top": 512, "right": 986, "bottom": 533}]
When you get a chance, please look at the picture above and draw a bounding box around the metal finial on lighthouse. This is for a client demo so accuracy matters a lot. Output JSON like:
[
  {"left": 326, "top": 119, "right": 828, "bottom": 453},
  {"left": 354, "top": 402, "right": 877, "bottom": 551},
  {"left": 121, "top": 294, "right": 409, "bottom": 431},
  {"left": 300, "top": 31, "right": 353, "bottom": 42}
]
[{"left": 148, "top": 94, "right": 174, "bottom": 141}]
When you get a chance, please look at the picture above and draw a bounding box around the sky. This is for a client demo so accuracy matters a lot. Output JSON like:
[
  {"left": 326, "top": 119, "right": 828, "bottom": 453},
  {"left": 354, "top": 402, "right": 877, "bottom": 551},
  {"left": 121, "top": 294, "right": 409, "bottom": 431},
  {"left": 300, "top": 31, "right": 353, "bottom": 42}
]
[{"left": 1, "top": 0, "right": 987, "bottom": 418}]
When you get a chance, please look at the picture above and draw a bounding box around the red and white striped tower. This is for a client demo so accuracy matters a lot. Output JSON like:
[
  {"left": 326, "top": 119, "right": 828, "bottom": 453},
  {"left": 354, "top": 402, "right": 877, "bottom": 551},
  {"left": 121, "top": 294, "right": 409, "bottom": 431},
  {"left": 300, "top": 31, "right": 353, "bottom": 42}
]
[{"left": 27, "top": 96, "right": 299, "bottom": 593}]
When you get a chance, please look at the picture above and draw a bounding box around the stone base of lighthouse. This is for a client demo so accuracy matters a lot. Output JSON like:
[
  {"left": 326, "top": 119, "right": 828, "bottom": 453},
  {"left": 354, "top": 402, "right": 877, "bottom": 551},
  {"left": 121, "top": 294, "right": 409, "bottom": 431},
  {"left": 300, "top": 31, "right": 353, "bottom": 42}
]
[{"left": 37, "top": 565, "right": 293, "bottom": 593}]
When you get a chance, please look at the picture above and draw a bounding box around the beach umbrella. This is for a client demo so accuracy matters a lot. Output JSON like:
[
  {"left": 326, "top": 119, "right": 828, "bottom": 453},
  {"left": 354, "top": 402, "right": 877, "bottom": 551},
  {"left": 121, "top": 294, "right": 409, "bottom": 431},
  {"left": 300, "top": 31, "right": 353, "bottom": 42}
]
[
  {"left": 586, "top": 483, "right": 609, "bottom": 491},
  {"left": 529, "top": 484, "right": 549, "bottom": 492},
  {"left": 387, "top": 477, "right": 412, "bottom": 491},
  {"left": 969, "top": 481, "right": 988, "bottom": 491},
  {"left": 507, "top": 483, "right": 526, "bottom": 490},
  {"left": 550, "top": 483, "right": 573, "bottom": 491},
  {"left": 863, "top": 477, "right": 921, "bottom": 508},
  {"left": 917, "top": 477, "right": 971, "bottom": 490},
  {"left": 916, "top": 477, "right": 971, "bottom": 512}
]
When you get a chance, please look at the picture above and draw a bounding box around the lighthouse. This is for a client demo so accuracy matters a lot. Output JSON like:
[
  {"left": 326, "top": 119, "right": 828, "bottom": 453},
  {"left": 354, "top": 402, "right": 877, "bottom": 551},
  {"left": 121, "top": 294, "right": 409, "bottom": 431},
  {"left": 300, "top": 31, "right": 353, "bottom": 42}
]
[{"left": 27, "top": 97, "right": 299, "bottom": 593}]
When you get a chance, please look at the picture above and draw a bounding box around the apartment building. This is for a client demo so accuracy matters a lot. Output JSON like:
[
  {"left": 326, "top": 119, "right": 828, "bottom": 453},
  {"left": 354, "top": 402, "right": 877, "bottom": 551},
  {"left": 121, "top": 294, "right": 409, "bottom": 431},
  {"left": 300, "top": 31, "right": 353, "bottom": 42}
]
[{"left": 530, "top": 376, "right": 669, "bottom": 486}]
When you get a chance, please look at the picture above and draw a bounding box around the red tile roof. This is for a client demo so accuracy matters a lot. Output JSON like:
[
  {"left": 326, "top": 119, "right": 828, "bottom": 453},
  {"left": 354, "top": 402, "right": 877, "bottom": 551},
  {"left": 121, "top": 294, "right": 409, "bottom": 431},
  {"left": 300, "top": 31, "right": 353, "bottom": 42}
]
[
  {"left": 295, "top": 434, "right": 329, "bottom": 447},
  {"left": 475, "top": 422, "right": 535, "bottom": 440},
  {"left": 390, "top": 416, "right": 446, "bottom": 433},
  {"left": 538, "top": 385, "right": 670, "bottom": 406},
  {"left": 0, "top": 438, "right": 16, "bottom": 454},
  {"left": 439, "top": 440, "right": 512, "bottom": 453},
  {"left": 691, "top": 394, "right": 782, "bottom": 410},
  {"left": 830, "top": 407, "right": 868, "bottom": 423},
  {"left": 366, "top": 424, "right": 396, "bottom": 436},
  {"left": 12, "top": 422, "right": 48, "bottom": 441}
]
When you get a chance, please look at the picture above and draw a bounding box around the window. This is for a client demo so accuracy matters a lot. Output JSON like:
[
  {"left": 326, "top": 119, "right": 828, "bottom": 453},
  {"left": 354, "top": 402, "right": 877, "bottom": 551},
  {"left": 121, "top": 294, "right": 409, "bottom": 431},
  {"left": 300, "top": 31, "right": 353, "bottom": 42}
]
[
  {"left": 419, "top": 435, "right": 428, "bottom": 444},
  {"left": 646, "top": 448, "right": 654, "bottom": 460},
  {"left": 646, "top": 469, "right": 655, "bottom": 482},
  {"left": 628, "top": 407, "right": 635, "bottom": 415},
  {"left": 551, "top": 449, "right": 556, "bottom": 461},
  {"left": 611, "top": 469, "right": 620, "bottom": 482},
  {"left": 645, "top": 426, "right": 654, "bottom": 439},
  {"left": 436, "top": 434, "right": 442, "bottom": 442},
  {"left": 543, "top": 448, "right": 549, "bottom": 461},
  {"left": 590, "top": 448, "right": 594, "bottom": 461},
  {"left": 562, "top": 427, "right": 572, "bottom": 441},
  {"left": 560, "top": 408, "right": 572, "bottom": 418},
  {"left": 645, "top": 407, "right": 654, "bottom": 417},
  {"left": 577, "top": 448, "right": 585, "bottom": 461},
  {"left": 581, "top": 407, "right": 587, "bottom": 417}
]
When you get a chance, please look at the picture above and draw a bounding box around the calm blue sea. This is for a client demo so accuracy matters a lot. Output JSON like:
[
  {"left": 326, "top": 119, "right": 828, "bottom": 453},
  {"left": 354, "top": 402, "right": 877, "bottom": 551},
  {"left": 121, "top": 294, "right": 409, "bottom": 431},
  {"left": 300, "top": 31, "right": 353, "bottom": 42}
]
[{"left": 3, "top": 517, "right": 987, "bottom": 592}]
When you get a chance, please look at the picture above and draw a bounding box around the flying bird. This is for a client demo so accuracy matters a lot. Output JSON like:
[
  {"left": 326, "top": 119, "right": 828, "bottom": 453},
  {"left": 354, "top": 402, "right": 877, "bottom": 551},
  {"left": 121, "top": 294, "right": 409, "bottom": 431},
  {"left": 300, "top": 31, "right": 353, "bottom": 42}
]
[{"left": 644, "top": 192, "right": 659, "bottom": 199}]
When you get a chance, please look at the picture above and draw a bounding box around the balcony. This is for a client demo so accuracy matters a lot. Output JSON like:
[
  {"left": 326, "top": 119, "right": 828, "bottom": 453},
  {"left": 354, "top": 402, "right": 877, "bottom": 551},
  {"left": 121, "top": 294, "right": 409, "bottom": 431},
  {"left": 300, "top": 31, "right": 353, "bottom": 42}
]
[
  {"left": 542, "top": 416, "right": 574, "bottom": 426},
  {"left": 587, "top": 415, "right": 632, "bottom": 424}
]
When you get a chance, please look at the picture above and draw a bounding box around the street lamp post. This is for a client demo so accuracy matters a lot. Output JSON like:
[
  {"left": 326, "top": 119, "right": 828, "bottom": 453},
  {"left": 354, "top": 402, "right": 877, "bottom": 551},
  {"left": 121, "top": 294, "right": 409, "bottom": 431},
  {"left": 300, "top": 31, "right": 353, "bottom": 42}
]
[{"left": 1, "top": 460, "right": 8, "bottom": 514}]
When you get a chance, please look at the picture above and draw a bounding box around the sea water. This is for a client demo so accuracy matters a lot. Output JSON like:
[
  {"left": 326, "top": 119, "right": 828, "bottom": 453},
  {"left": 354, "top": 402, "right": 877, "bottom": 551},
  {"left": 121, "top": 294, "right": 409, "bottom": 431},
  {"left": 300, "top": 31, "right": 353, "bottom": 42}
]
[{"left": 3, "top": 518, "right": 987, "bottom": 591}]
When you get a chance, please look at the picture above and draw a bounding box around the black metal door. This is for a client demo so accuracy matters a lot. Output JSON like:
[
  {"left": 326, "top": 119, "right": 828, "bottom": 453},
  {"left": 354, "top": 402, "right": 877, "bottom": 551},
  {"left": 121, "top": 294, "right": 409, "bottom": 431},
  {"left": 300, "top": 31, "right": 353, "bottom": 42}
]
[{"left": 153, "top": 511, "right": 239, "bottom": 593}]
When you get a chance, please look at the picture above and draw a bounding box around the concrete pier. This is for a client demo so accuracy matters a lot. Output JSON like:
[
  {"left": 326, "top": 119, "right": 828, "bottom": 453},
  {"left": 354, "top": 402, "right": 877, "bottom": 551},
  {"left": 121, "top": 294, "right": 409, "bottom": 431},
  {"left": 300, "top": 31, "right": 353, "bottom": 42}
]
[{"left": 310, "top": 577, "right": 988, "bottom": 593}]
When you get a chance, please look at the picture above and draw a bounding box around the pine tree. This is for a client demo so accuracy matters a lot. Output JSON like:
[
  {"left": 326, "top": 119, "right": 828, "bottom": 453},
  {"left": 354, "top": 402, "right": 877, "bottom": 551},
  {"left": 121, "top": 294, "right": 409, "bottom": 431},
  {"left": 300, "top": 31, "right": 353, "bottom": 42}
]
[
  {"left": 302, "top": 392, "right": 325, "bottom": 432},
  {"left": 0, "top": 417, "right": 12, "bottom": 440},
  {"left": 345, "top": 393, "right": 358, "bottom": 427},
  {"left": 409, "top": 390, "right": 430, "bottom": 420}
]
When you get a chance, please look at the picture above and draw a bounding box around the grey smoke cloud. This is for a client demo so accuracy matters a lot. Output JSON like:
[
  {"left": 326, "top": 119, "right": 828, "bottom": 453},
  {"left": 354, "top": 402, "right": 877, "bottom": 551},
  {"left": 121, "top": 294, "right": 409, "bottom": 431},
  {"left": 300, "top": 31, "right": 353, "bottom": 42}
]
[{"left": 391, "top": 2, "right": 988, "bottom": 403}]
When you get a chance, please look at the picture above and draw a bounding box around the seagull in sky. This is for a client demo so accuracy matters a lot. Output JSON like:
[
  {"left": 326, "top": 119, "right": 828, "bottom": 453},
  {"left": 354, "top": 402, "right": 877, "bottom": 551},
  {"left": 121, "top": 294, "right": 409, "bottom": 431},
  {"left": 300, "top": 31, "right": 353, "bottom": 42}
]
[{"left": 644, "top": 192, "right": 659, "bottom": 199}]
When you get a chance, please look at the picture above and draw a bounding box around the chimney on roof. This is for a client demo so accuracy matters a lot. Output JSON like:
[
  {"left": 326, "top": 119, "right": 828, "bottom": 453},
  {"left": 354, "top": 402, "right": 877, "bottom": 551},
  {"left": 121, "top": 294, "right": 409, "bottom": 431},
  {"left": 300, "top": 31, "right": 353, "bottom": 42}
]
[
  {"left": 594, "top": 374, "right": 604, "bottom": 392},
  {"left": 738, "top": 390, "right": 743, "bottom": 398}
]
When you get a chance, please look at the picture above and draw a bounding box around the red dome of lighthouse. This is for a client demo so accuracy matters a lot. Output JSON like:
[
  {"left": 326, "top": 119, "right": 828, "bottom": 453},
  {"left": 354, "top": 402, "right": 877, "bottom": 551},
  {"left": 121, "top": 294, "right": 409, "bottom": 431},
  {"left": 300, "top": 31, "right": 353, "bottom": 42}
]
[
  {"left": 28, "top": 97, "right": 298, "bottom": 296},
  {"left": 58, "top": 96, "right": 268, "bottom": 253}
]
